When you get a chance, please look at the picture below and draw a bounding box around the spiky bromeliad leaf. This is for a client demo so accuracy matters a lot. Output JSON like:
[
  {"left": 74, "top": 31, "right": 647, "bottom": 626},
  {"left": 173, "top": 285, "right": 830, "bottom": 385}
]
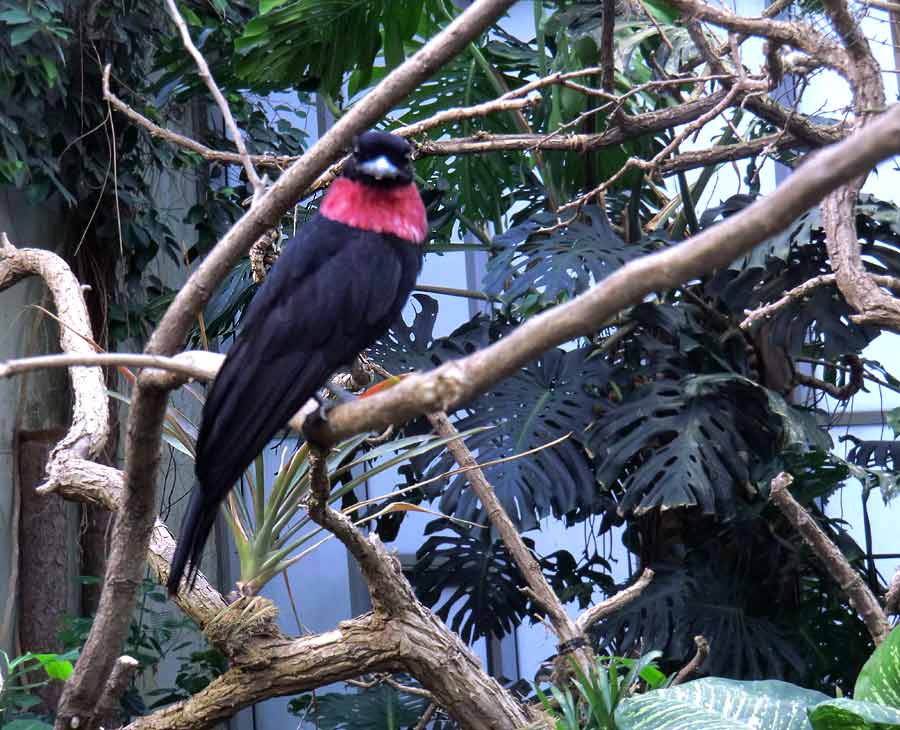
[
  {"left": 374, "top": 296, "right": 609, "bottom": 531},
  {"left": 615, "top": 678, "right": 830, "bottom": 730},
  {"left": 484, "top": 205, "right": 656, "bottom": 307},
  {"left": 413, "top": 519, "right": 532, "bottom": 643},
  {"left": 590, "top": 376, "right": 776, "bottom": 520}
]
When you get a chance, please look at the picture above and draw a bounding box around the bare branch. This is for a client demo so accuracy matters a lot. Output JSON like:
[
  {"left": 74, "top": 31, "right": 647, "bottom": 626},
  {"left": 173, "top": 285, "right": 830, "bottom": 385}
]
[
  {"left": 163, "top": 0, "right": 265, "bottom": 201},
  {"left": 886, "top": 566, "right": 900, "bottom": 614},
  {"left": 95, "top": 656, "right": 139, "bottom": 729},
  {"left": 794, "top": 354, "right": 864, "bottom": 400},
  {"left": 306, "top": 448, "right": 414, "bottom": 615},
  {"left": 769, "top": 472, "right": 890, "bottom": 644},
  {"left": 0, "top": 350, "right": 222, "bottom": 383},
  {"left": 101, "top": 66, "right": 297, "bottom": 170},
  {"left": 685, "top": 20, "right": 846, "bottom": 147},
  {"left": 741, "top": 272, "right": 900, "bottom": 329},
  {"left": 825, "top": 190, "right": 900, "bottom": 329},
  {"left": 668, "top": 0, "right": 849, "bottom": 70},
  {"left": 671, "top": 636, "right": 710, "bottom": 686},
  {"left": 575, "top": 569, "right": 655, "bottom": 633},
  {"left": 601, "top": 0, "right": 616, "bottom": 93},
  {"left": 303, "top": 103, "right": 900, "bottom": 446},
  {"left": 426, "top": 412, "right": 593, "bottom": 669}
]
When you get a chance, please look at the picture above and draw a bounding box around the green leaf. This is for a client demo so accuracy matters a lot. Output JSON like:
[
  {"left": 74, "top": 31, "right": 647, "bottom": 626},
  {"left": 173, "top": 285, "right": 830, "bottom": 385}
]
[
  {"left": 855, "top": 626, "right": 900, "bottom": 709},
  {"left": 260, "top": 0, "right": 288, "bottom": 13},
  {"left": 616, "top": 678, "right": 830, "bottom": 730},
  {"left": 809, "top": 698, "right": 900, "bottom": 729},
  {"left": 178, "top": 4, "right": 203, "bottom": 26},
  {"left": 0, "top": 8, "right": 32, "bottom": 24},
  {"left": 34, "top": 652, "right": 75, "bottom": 680},
  {"left": 40, "top": 56, "right": 59, "bottom": 85},
  {"left": 10, "top": 24, "right": 38, "bottom": 46},
  {"left": 641, "top": 0, "right": 679, "bottom": 24}
]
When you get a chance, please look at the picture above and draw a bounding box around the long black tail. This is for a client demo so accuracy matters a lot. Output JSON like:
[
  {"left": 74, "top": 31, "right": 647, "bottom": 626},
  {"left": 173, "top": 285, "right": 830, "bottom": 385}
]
[{"left": 167, "top": 483, "right": 217, "bottom": 595}]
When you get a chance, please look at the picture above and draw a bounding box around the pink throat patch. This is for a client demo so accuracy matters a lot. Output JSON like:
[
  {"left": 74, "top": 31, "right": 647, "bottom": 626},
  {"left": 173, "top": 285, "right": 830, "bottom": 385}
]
[{"left": 320, "top": 177, "right": 428, "bottom": 244}]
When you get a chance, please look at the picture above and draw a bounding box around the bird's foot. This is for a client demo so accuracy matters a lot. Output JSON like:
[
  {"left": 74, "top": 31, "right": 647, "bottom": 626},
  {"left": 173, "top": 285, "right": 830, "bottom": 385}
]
[
  {"left": 322, "top": 381, "right": 357, "bottom": 405},
  {"left": 303, "top": 387, "right": 357, "bottom": 447}
]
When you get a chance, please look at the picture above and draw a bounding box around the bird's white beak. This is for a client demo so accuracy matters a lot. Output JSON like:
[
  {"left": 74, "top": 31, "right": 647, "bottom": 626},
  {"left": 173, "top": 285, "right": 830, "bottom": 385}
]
[{"left": 358, "top": 155, "right": 400, "bottom": 179}]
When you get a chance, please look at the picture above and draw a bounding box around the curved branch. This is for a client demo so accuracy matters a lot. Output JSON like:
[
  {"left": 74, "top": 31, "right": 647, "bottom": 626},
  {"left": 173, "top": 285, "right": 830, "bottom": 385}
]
[
  {"left": 575, "top": 569, "right": 655, "bottom": 633},
  {"left": 668, "top": 0, "right": 849, "bottom": 70},
  {"left": 0, "top": 234, "right": 109, "bottom": 460}
]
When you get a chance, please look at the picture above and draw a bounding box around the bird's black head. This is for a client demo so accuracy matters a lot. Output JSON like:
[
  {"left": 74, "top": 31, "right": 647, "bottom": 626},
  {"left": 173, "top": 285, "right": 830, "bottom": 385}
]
[{"left": 343, "top": 131, "right": 414, "bottom": 188}]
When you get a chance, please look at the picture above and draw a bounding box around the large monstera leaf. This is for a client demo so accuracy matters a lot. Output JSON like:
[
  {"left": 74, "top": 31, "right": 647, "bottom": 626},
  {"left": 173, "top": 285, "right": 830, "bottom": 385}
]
[
  {"left": 484, "top": 205, "right": 657, "bottom": 307},
  {"left": 594, "top": 560, "right": 807, "bottom": 681},
  {"left": 430, "top": 345, "right": 608, "bottom": 530},
  {"left": 413, "top": 520, "right": 532, "bottom": 643},
  {"left": 374, "top": 296, "right": 609, "bottom": 531},
  {"left": 590, "top": 376, "right": 778, "bottom": 520},
  {"left": 708, "top": 240, "right": 876, "bottom": 360}
]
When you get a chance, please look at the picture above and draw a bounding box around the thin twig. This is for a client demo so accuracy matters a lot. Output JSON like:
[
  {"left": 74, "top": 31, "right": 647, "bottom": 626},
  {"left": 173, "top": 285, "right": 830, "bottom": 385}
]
[
  {"left": 671, "top": 636, "right": 709, "bottom": 686},
  {"left": 575, "top": 568, "right": 655, "bottom": 632},
  {"left": 163, "top": 0, "right": 266, "bottom": 201},
  {"left": 414, "top": 703, "right": 438, "bottom": 730},
  {"left": 0, "top": 351, "right": 220, "bottom": 383},
  {"left": 740, "top": 272, "right": 900, "bottom": 329}
]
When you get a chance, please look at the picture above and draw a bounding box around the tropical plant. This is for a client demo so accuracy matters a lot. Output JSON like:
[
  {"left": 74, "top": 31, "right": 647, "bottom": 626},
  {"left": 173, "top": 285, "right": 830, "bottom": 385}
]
[
  {"left": 536, "top": 652, "right": 667, "bottom": 730},
  {"left": 0, "top": 648, "right": 76, "bottom": 730}
]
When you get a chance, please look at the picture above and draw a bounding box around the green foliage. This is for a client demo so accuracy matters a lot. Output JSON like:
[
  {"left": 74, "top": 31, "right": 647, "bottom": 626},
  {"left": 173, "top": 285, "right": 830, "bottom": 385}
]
[
  {"left": 234, "top": 0, "right": 435, "bottom": 95},
  {"left": 288, "top": 681, "right": 432, "bottom": 730},
  {"left": 60, "top": 578, "right": 224, "bottom": 718},
  {"left": 615, "top": 678, "right": 831, "bottom": 730},
  {"left": 0, "top": 648, "right": 77, "bottom": 730},
  {"left": 856, "top": 627, "right": 900, "bottom": 709},
  {"left": 536, "top": 653, "right": 667, "bottom": 730}
]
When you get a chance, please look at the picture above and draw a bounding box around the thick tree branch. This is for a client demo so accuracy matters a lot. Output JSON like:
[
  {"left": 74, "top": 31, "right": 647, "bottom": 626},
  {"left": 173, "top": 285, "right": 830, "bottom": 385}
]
[
  {"left": 0, "top": 234, "right": 108, "bottom": 459},
  {"left": 426, "top": 412, "right": 593, "bottom": 670},
  {"left": 824, "top": 185, "right": 900, "bottom": 330},
  {"left": 769, "top": 472, "right": 890, "bottom": 644},
  {"left": 302, "top": 102, "right": 900, "bottom": 445}
]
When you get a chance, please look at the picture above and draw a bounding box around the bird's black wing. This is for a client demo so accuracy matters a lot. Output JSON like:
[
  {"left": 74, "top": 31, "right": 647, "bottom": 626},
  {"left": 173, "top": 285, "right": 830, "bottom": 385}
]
[
  {"left": 197, "top": 217, "right": 418, "bottom": 489},
  {"left": 169, "top": 216, "right": 420, "bottom": 593}
]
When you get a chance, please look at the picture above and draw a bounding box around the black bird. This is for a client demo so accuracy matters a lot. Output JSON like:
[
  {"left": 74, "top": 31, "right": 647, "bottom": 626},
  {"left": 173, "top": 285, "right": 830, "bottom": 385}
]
[{"left": 167, "top": 131, "right": 426, "bottom": 594}]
